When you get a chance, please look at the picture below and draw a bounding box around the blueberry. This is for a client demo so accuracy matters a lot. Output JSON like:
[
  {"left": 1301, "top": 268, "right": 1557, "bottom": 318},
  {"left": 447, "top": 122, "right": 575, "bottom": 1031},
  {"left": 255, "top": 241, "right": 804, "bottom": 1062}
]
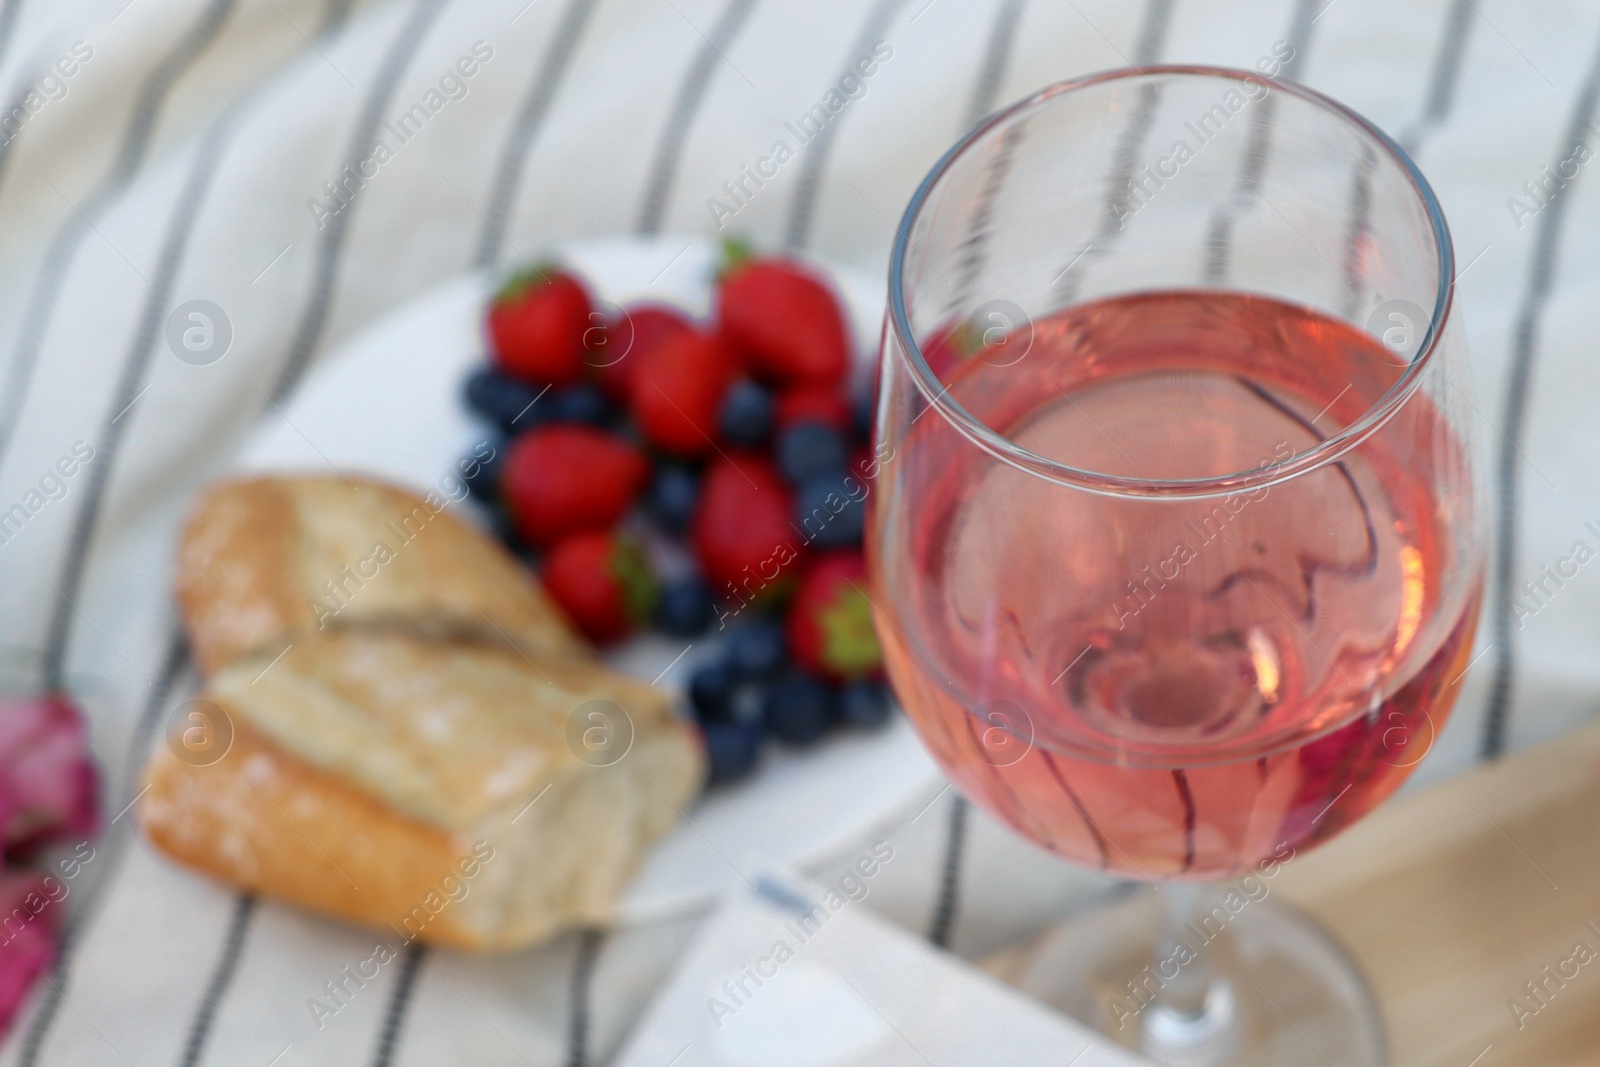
[
  {"left": 549, "top": 382, "right": 615, "bottom": 426},
  {"left": 464, "top": 368, "right": 548, "bottom": 435},
  {"left": 646, "top": 464, "right": 700, "bottom": 536},
  {"left": 764, "top": 674, "right": 836, "bottom": 746},
  {"left": 727, "top": 681, "right": 766, "bottom": 727},
  {"left": 839, "top": 679, "right": 892, "bottom": 731},
  {"left": 704, "top": 722, "right": 763, "bottom": 785},
  {"left": 852, "top": 390, "right": 876, "bottom": 446},
  {"left": 776, "top": 422, "right": 847, "bottom": 485},
  {"left": 689, "top": 661, "right": 734, "bottom": 725},
  {"left": 793, "top": 474, "right": 865, "bottom": 549},
  {"left": 719, "top": 381, "right": 775, "bottom": 448},
  {"left": 461, "top": 443, "right": 505, "bottom": 502},
  {"left": 656, "top": 578, "right": 716, "bottom": 637},
  {"left": 727, "top": 618, "right": 787, "bottom": 680}
]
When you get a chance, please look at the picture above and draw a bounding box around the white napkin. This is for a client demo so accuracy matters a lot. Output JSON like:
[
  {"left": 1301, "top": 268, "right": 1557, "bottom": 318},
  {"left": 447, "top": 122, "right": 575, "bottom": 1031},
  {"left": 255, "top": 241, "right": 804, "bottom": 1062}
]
[{"left": 613, "top": 867, "right": 1149, "bottom": 1067}]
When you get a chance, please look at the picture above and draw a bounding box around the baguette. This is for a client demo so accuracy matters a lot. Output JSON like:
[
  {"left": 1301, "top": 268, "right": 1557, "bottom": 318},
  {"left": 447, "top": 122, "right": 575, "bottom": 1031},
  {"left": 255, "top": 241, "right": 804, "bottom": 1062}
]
[
  {"left": 140, "top": 630, "right": 702, "bottom": 950},
  {"left": 175, "top": 474, "right": 585, "bottom": 676}
]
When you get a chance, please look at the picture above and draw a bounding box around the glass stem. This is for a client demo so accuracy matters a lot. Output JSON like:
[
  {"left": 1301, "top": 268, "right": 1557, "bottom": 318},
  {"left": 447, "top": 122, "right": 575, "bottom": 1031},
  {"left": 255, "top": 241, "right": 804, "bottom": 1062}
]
[{"left": 1141, "top": 883, "right": 1239, "bottom": 1066}]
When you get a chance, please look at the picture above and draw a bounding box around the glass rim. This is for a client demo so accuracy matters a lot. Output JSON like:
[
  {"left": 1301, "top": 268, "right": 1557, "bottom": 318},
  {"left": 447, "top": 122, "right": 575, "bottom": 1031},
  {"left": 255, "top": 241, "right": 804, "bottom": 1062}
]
[{"left": 886, "top": 63, "right": 1456, "bottom": 500}]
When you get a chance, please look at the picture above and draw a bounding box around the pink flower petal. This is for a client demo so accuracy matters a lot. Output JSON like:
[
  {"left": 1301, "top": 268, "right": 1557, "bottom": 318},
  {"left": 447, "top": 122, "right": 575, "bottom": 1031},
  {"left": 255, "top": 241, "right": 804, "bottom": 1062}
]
[
  {"left": 0, "top": 872, "right": 61, "bottom": 1035},
  {"left": 0, "top": 697, "right": 99, "bottom": 858}
]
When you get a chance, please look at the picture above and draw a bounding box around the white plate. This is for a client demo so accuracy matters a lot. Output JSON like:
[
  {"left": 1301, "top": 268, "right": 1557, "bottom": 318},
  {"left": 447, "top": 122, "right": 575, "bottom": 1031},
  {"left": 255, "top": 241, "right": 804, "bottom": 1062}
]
[{"left": 237, "top": 235, "right": 942, "bottom": 924}]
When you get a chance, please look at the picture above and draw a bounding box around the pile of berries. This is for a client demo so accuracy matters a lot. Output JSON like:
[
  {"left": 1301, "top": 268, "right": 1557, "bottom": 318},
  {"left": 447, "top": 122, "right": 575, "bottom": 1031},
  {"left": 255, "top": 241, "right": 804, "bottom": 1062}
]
[{"left": 461, "top": 242, "right": 892, "bottom": 785}]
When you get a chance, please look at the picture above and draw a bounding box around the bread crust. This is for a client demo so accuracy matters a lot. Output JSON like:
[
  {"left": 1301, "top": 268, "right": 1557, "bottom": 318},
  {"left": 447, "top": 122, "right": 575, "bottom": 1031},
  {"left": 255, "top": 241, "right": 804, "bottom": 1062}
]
[
  {"left": 140, "top": 631, "right": 705, "bottom": 951},
  {"left": 175, "top": 474, "right": 585, "bottom": 675},
  {"left": 141, "top": 721, "right": 499, "bottom": 950},
  {"left": 155, "top": 475, "right": 705, "bottom": 952}
]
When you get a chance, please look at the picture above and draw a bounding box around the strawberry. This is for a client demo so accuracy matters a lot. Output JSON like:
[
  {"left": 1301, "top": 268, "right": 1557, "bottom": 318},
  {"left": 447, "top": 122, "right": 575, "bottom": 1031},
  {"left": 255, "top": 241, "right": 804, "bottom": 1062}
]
[
  {"left": 786, "top": 552, "right": 883, "bottom": 682},
  {"left": 774, "top": 384, "right": 852, "bottom": 434},
  {"left": 542, "top": 532, "right": 657, "bottom": 644},
  {"left": 718, "top": 243, "right": 849, "bottom": 387},
  {"left": 850, "top": 446, "right": 880, "bottom": 486},
  {"left": 917, "top": 312, "right": 1027, "bottom": 381},
  {"left": 692, "top": 453, "right": 804, "bottom": 601},
  {"left": 630, "top": 330, "right": 735, "bottom": 456},
  {"left": 918, "top": 321, "right": 978, "bottom": 381},
  {"left": 488, "top": 266, "right": 594, "bottom": 387},
  {"left": 502, "top": 425, "right": 648, "bottom": 547},
  {"left": 593, "top": 303, "right": 696, "bottom": 403}
]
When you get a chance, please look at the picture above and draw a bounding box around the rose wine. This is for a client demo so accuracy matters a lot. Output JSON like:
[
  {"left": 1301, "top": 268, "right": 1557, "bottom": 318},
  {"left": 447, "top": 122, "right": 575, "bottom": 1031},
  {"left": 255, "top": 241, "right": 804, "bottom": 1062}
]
[{"left": 873, "top": 291, "right": 1480, "bottom": 880}]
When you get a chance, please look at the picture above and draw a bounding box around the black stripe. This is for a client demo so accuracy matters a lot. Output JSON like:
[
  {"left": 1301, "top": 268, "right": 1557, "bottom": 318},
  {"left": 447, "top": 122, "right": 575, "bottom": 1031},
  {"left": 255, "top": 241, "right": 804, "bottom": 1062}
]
[
  {"left": 1482, "top": 25, "right": 1600, "bottom": 760},
  {"left": 947, "top": 119, "right": 1026, "bottom": 316},
  {"left": 0, "top": 0, "right": 239, "bottom": 478},
  {"left": 926, "top": 795, "right": 967, "bottom": 948},
  {"left": 946, "top": 0, "right": 1083, "bottom": 313},
  {"left": 1051, "top": 0, "right": 1175, "bottom": 300},
  {"left": 782, "top": 0, "right": 909, "bottom": 252},
  {"left": 1172, "top": 769, "right": 1196, "bottom": 873},
  {"left": 177, "top": 894, "right": 258, "bottom": 1067},
  {"left": 1343, "top": 0, "right": 1475, "bottom": 312},
  {"left": 1041, "top": 751, "right": 1110, "bottom": 868},
  {"left": 1200, "top": 0, "right": 1321, "bottom": 286},
  {"left": 38, "top": 68, "right": 258, "bottom": 691},
  {"left": 68, "top": 627, "right": 192, "bottom": 932},
  {"left": 635, "top": 0, "right": 758, "bottom": 236},
  {"left": 269, "top": 0, "right": 453, "bottom": 404},
  {"left": 473, "top": 0, "right": 601, "bottom": 267},
  {"left": 15, "top": 630, "right": 190, "bottom": 1067},
  {"left": 12, "top": 960, "right": 64, "bottom": 1067},
  {"left": 565, "top": 928, "right": 604, "bottom": 1067},
  {"left": 369, "top": 943, "right": 427, "bottom": 1067},
  {"left": 1337, "top": 143, "right": 1376, "bottom": 319},
  {"left": 319, "top": 0, "right": 359, "bottom": 35},
  {"left": 111, "top": 627, "right": 192, "bottom": 818},
  {"left": 1398, "top": 0, "right": 1475, "bottom": 156},
  {"left": 962, "top": 0, "right": 1027, "bottom": 132},
  {"left": 1129, "top": 0, "right": 1173, "bottom": 66},
  {"left": 1280, "top": 0, "right": 1317, "bottom": 72}
]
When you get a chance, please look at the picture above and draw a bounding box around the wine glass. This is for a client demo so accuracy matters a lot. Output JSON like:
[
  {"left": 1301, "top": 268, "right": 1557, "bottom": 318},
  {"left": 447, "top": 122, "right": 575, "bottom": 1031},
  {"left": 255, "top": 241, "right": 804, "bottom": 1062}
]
[{"left": 868, "top": 66, "right": 1481, "bottom": 1066}]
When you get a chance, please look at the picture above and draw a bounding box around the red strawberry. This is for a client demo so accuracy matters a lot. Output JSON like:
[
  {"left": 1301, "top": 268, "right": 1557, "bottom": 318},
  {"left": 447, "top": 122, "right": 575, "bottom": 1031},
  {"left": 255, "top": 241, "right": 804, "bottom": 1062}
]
[
  {"left": 774, "top": 384, "right": 851, "bottom": 434},
  {"left": 592, "top": 303, "right": 696, "bottom": 402},
  {"left": 693, "top": 453, "right": 804, "bottom": 600},
  {"left": 488, "top": 267, "right": 594, "bottom": 387},
  {"left": 718, "top": 247, "right": 849, "bottom": 387},
  {"left": 917, "top": 313, "right": 1026, "bottom": 381},
  {"left": 630, "top": 331, "right": 735, "bottom": 456},
  {"left": 918, "top": 321, "right": 976, "bottom": 381},
  {"left": 787, "top": 552, "right": 884, "bottom": 682},
  {"left": 502, "top": 425, "right": 648, "bottom": 547},
  {"left": 542, "top": 532, "right": 658, "bottom": 644}
]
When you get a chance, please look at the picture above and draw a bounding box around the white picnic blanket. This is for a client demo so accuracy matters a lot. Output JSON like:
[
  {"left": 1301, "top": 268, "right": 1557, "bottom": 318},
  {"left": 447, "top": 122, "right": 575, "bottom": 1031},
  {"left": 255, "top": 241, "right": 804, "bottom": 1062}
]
[{"left": 0, "top": 0, "right": 1596, "bottom": 1063}]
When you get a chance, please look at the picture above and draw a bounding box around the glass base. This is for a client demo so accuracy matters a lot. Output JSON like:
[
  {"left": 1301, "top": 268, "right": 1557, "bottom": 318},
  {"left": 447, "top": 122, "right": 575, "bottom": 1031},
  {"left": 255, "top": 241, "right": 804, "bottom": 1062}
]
[{"left": 1011, "top": 890, "right": 1387, "bottom": 1067}]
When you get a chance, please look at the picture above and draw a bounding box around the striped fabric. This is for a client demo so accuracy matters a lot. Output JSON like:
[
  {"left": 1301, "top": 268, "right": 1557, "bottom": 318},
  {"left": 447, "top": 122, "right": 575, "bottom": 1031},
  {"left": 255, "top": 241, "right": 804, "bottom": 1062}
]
[{"left": 0, "top": 0, "right": 1595, "bottom": 1062}]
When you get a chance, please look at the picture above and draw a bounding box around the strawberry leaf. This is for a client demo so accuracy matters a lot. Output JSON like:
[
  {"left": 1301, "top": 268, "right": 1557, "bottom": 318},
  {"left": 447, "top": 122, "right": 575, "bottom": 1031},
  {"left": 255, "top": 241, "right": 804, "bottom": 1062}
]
[
  {"left": 495, "top": 262, "right": 562, "bottom": 305},
  {"left": 717, "top": 235, "right": 756, "bottom": 282},
  {"left": 818, "top": 584, "right": 882, "bottom": 678},
  {"left": 609, "top": 536, "right": 659, "bottom": 625}
]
